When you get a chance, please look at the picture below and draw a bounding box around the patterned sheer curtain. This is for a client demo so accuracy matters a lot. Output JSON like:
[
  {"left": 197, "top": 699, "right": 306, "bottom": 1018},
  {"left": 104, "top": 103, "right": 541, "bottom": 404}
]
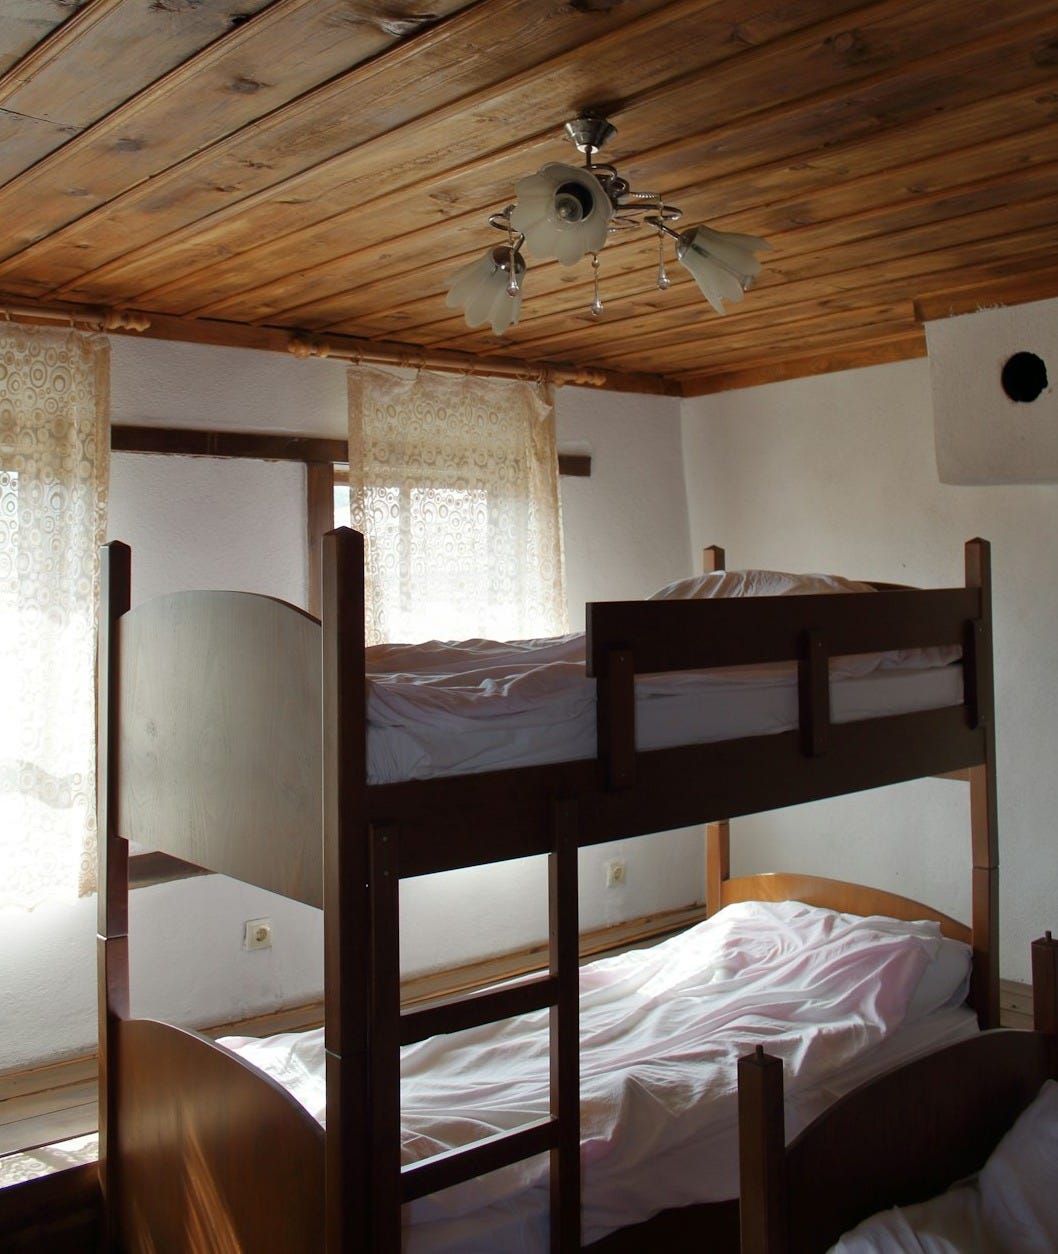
[
  {"left": 348, "top": 366, "right": 567, "bottom": 644},
  {"left": 0, "top": 324, "right": 110, "bottom": 907}
]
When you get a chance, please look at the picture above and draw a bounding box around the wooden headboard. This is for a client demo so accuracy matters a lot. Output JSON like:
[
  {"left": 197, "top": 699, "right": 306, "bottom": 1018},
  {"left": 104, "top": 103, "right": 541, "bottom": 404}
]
[{"left": 118, "top": 590, "right": 324, "bottom": 906}]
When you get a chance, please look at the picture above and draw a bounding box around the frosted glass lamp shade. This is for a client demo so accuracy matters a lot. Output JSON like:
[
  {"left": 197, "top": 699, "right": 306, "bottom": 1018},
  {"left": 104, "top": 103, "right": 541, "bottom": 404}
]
[
  {"left": 510, "top": 162, "right": 613, "bottom": 265},
  {"left": 446, "top": 246, "right": 525, "bottom": 335},
  {"left": 676, "top": 225, "right": 771, "bottom": 315}
]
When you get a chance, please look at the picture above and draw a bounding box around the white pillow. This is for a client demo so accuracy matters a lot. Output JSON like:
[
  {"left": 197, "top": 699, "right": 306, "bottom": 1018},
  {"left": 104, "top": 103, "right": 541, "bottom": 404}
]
[
  {"left": 648, "top": 569, "right": 875, "bottom": 600},
  {"left": 903, "top": 935, "right": 971, "bottom": 1023}
]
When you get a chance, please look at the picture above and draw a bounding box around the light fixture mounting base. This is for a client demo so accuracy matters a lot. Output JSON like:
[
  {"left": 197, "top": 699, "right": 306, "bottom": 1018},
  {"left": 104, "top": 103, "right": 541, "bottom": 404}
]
[{"left": 564, "top": 114, "right": 617, "bottom": 155}]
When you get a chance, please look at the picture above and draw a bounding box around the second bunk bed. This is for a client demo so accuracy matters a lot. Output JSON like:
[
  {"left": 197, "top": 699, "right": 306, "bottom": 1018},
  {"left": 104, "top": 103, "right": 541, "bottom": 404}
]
[
  {"left": 737, "top": 932, "right": 1057, "bottom": 1253},
  {"left": 96, "top": 529, "right": 999, "bottom": 1252}
]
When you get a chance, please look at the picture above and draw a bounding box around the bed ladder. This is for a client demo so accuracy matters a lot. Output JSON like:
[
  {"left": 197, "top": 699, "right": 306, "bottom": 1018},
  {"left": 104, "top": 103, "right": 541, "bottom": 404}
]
[
  {"left": 323, "top": 527, "right": 582, "bottom": 1252},
  {"left": 328, "top": 810, "right": 582, "bottom": 1253}
]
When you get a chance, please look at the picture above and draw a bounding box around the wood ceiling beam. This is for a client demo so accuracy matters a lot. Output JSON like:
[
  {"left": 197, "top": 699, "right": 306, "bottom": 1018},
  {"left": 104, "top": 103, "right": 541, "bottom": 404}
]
[
  {"left": 0, "top": 0, "right": 712, "bottom": 288},
  {"left": 912, "top": 265, "right": 1058, "bottom": 322},
  {"left": 595, "top": 234, "right": 1058, "bottom": 376},
  {"left": 0, "top": 0, "right": 280, "bottom": 182},
  {"left": 3, "top": 0, "right": 1035, "bottom": 304},
  {"left": 103, "top": 18, "right": 1058, "bottom": 334},
  {"left": 362, "top": 135, "right": 1058, "bottom": 351},
  {"left": 509, "top": 250, "right": 1051, "bottom": 373},
  {"left": 678, "top": 333, "right": 928, "bottom": 396},
  {"left": 456, "top": 204, "right": 1058, "bottom": 368}
]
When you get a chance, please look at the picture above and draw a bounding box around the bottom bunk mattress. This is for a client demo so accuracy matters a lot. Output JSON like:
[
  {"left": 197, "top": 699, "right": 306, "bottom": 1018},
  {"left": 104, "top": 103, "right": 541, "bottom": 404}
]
[{"left": 220, "top": 900, "right": 977, "bottom": 1251}]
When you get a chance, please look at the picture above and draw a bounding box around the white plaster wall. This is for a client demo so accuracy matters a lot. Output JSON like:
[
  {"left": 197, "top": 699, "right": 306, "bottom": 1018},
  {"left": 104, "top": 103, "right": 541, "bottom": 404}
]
[
  {"left": 554, "top": 385, "right": 692, "bottom": 629},
  {"left": 928, "top": 297, "right": 1058, "bottom": 484},
  {"left": 681, "top": 353, "right": 1058, "bottom": 983},
  {"left": 4, "top": 340, "right": 700, "bottom": 1070},
  {"left": 110, "top": 335, "right": 349, "bottom": 439}
]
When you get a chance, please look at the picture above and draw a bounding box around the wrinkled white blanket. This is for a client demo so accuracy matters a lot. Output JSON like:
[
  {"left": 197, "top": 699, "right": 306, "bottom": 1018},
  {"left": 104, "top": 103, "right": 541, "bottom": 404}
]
[{"left": 222, "top": 901, "right": 970, "bottom": 1250}]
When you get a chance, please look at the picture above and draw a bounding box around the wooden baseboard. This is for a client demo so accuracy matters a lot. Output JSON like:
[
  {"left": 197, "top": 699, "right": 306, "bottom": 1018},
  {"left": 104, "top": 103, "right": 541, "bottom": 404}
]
[{"left": 400, "top": 903, "right": 707, "bottom": 1008}]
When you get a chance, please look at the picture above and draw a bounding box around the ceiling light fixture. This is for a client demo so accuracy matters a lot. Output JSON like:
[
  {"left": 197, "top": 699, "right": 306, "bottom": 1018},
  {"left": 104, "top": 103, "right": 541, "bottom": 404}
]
[{"left": 446, "top": 114, "right": 770, "bottom": 335}]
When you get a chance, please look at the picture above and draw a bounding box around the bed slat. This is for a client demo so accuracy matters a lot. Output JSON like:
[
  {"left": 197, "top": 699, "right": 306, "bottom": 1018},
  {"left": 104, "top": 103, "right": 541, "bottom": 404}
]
[
  {"left": 401, "top": 974, "right": 561, "bottom": 1044},
  {"left": 401, "top": 1117, "right": 558, "bottom": 1203},
  {"left": 586, "top": 585, "right": 980, "bottom": 678}
]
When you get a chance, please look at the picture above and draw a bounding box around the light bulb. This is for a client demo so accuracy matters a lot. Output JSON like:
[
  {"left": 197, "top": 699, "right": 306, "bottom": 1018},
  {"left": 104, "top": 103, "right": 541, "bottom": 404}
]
[{"left": 510, "top": 163, "right": 613, "bottom": 266}]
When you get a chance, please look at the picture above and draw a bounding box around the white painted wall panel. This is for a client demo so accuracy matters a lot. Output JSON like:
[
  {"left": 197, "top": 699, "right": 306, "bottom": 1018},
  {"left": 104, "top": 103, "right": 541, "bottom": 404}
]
[
  {"left": 928, "top": 298, "right": 1058, "bottom": 484},
  {"left": 681, "top": 355, "right": 1058, "bottom": 983}
]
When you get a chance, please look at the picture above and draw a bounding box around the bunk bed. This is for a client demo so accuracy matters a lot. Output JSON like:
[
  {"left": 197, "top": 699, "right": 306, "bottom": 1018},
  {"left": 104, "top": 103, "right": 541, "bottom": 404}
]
[
  {"left": 737, "top": 931, "right": 1058, "bottom": 1254},
  {"left": 96, "top": 529, "right": 999, "bottom": 1253}
]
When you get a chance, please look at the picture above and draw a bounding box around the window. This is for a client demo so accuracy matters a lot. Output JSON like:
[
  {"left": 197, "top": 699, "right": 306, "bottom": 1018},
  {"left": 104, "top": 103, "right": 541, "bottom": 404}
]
[{"left": 346, "top": 366, "right": 566, "bottom": 643}]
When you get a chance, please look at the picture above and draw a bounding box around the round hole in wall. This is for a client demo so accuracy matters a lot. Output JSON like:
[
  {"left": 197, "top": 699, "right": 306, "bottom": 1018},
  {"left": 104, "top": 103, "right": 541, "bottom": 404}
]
[{"left": 1001, "top": 351, "right": 1049, "bottom": 403}]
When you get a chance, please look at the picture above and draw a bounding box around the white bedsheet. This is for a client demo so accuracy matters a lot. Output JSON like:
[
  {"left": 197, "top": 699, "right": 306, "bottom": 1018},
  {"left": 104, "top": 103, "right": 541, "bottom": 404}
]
[
  {"left": 363, "top": 633, "right": 963, "bottom": 783},
  {"left": 221, "top": 901, "right": 975, "bottom": 1251}
]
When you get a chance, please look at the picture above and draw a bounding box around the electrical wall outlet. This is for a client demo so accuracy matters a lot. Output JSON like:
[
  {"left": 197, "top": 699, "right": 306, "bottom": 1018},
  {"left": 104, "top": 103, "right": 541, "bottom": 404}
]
[
  {"left": 244, "top": 917, "right": 273, "bottom": 950},
  {"left": 605, "top": 859, "right": 627, "bottom": 888}
]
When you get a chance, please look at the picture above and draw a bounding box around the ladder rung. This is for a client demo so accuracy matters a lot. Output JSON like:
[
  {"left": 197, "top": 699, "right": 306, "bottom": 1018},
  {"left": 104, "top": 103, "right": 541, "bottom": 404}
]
[
  {"left": 400, "top": 974, "right": 560, "bottom": 1045},
  {"left": 401, "top": 1117, "right": 559, "bottom": 1202}
]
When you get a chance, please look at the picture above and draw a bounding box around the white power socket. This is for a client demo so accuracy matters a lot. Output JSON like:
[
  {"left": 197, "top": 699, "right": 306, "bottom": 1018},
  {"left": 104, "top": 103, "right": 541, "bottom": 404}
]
[
  {"left": 244, "top": 917, "right": 273, "bottom": 950},
  {"left": 605, "top": 859, "right": 627, "bottom": 888}
]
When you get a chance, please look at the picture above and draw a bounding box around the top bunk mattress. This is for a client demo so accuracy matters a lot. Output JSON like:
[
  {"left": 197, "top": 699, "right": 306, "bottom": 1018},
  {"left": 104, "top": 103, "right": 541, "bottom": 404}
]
[{"left": 365, "top": 631, "right": 963, "bottom": 782}]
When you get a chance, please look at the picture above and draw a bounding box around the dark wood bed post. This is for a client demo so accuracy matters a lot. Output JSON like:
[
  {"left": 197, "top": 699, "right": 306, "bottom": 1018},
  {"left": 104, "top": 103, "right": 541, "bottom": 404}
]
[
  {"left": 322, "top": 526, "right": 373, "bottom": 1253},
  {"left": 1032, "top": 931, "right": 1058, "bottom": 1037},
  {"left": 97, "top": 540, "right": 132, "bottom": 1251},
  {"left": 703, "top": 544, "right": 726, "bottom": 574},
  {"left": 706, "top": 821, "right": 730, "bottom": 917},
  {"left": 702, "top": 546, "right": 728, "bottom": 915},
  {"left": 737, "top": 1047, "right": 787, "bottom": 1254},
  {"left": 965, "top": 537, "right": 999, "bottom": 1028},
  {"left": 550, "top": 799, "right": 583, "bottom": 1249}
]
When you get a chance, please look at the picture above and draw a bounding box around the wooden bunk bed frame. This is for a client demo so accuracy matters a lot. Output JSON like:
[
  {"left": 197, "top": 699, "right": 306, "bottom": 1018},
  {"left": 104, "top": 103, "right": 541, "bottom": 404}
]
[
  {"left": 96, "top": 529, "right": 998, "bottom": 1253},
  {"left": 737, "top": 931, "right": 1058, "bottom": 1254}
]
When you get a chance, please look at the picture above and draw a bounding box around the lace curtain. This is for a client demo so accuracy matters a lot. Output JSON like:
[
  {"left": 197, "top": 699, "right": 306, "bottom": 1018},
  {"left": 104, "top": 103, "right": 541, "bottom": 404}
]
[
  {"left": 348, "top": 366, "right": 566, "bottom": 644},
  {"left": 0, "top": 324, "right": 110, "bottom": 907}
]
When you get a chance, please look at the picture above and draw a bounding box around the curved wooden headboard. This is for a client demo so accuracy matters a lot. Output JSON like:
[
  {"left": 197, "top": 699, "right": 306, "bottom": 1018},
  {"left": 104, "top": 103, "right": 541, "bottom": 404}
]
[
  {"left": 118, "top": 590, "right": 324, "bottom": 907},
  {"left": 716, "top": 868, "right": 971, "bottom": 945}
]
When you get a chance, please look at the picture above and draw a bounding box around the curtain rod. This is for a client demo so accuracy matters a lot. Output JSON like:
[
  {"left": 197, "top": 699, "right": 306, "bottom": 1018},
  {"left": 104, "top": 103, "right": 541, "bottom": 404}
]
[
  {"left": 0, "top": 298, "right": 680, "bottom": 395},
  {"left": 0, "top": 300, "right": 600, "bottom": 385},
  {"left": 285, "top": 334, "right": 610, "bottom": 388},
  {"left": 0, "top": 301, "right": 151, "bottom": 333}
]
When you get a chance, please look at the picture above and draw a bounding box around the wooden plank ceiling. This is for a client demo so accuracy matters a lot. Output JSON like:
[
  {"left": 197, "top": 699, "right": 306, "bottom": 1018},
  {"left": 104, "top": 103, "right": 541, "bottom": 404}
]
[{"left": 1, "top": 0, "right": 1057, "bottom": 394}]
